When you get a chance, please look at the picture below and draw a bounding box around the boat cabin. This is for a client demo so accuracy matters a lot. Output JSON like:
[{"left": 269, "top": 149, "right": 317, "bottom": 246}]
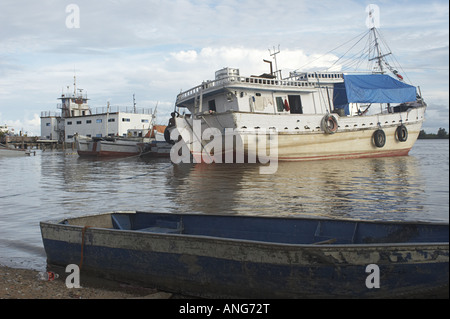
[
  {"left": 176, "top": 67, "right": 345, "bottom": 116},
  {"left": 176, "top": 66, "right": 418, "bottom": 119}
]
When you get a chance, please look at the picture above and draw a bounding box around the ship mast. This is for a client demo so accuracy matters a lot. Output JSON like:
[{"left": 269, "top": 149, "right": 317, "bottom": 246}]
[{"left": 369, "top": 27, "right": 391, "bottom": 74}]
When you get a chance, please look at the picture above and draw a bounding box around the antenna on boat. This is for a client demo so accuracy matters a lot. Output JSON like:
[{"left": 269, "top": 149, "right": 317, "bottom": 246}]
[
  {"left": 133, "top": 94, "right": 136, "bottom": 113},
  {"left": 269, "top": 45, "right": 281, "bottom": 79}
]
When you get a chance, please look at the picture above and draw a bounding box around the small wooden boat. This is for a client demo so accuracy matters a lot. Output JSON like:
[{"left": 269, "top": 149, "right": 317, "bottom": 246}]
[
  {"left": 75, "top": 124, "right": 168, "bottom": 158},
  {"left": 0, "top": 144, "right": 27, "bottom": 157},
  {"left": 76, "top": 136, "right": 143, "bottom": 157},
  {"left": 138, "top": 136, "right": 172, "bottom": 158},
  {"left": 40, "top": 211, "right": 449, "bottom": 298}
]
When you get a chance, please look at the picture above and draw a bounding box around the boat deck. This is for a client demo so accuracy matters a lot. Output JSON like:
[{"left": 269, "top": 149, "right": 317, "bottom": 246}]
[{"left": 62, "top": 211, "right": 449, "bottom": 246}]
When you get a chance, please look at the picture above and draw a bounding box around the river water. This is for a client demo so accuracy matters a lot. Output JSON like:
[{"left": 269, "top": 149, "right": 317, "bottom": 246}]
[{"left": 0, "top": 139, "right": 448, "bottom": 270}]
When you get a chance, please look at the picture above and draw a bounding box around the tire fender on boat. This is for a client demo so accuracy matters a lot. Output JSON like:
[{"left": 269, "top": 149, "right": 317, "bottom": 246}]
[
  {"left": 322, "top": 114, "right": 338, "bottom": 134},
  {"left": 373, "top": 129, "right": 386, "bottom": 148},
  {"left": 396, "top": 125, "right": 408, "bottom": 142}
]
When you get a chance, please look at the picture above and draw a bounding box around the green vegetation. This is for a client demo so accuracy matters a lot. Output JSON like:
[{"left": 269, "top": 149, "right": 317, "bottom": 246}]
[{"left": 418, "top": 128, "right": 449, "bottom": 139}]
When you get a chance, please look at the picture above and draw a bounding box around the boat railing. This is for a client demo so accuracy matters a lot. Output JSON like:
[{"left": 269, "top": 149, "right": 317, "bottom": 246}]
[
  {"left": 91, "top": 106, "right": 153, "bottom": 115},
  {"left": 41, "top": 111, "right": 61, "bottom": 117},
  {"left": 288, "top": 72, "right": 344, "bottom": 82},
  {"left": 177, "top": 73, "right": 343, "bottom": 101}
]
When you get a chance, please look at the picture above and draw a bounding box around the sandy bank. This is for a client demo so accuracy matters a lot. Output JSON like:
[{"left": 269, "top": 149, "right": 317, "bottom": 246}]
[{"left": 0, "top": 265, "right": 172, "bottom": 299}]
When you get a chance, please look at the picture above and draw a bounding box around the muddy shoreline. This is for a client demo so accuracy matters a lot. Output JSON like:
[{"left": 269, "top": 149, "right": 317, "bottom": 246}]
[
  {"left": 0, "top": 265, "right": 173, "bottom": 299},
  {"left": 2, "top": 264, "right": 447, "bottom": 300}
]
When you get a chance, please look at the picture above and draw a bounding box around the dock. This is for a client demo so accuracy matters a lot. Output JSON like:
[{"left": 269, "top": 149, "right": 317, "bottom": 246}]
[{"left": 1, "top": 135, "right": 58, "bottom": 151}]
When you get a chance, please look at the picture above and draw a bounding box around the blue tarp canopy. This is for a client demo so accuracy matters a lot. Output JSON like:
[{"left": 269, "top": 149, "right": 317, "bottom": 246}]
[{"left": 333, "top": 74, "right": 417, "bottom": 113}]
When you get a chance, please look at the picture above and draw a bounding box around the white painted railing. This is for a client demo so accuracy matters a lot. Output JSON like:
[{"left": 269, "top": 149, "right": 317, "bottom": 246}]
[{"left": 177, "top": 73, "right": 343, "bottom": 102}]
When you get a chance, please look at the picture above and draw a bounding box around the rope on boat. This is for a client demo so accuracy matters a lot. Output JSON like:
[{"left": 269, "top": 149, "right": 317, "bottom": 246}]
[{"left": 79, "top": 225, "right": 92, "bottom": 270}]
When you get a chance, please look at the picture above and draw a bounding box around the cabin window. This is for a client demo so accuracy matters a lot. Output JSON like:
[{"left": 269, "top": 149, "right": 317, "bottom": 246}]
[
  {"left": 276, "top": 97, "right": 284, "bottom": 112},
  {"left": 96, "top": 119, "right": 102, "bottom": 123},
  {"left": 86, "top": 120, "right": 92, "bottom": 124},
  {"left": 46, "top": 123, "right": 51, "bottom": 126},
  {"left": 208, "top": 100, "right": 216, "bottom": 112},
  {"left": 76, "top": 121, "right": 82, "bottom": 124},
  {"left": 141, "top": 119, "right": 149, "bottom": 123},
  {"left": 122, "top": 118, "right": 130, "bottom": 122},
  {"left": 288, "top": 95, "right": 303, "bottom": 114},
  {"left": 67, "top": 121, "right": 72, "bottom": 125},
  {"left": 108, "top": 118, "right": 115, "bottom": 122}
]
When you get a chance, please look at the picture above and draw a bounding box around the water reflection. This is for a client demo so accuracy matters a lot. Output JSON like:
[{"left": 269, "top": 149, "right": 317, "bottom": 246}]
[
  {"left": 35, "top": 149, "right": 433, "bottom": 223},
  {"left": 168, "top": 163, "right": 255, "bottom": 214},
  {"left": 0, "top": 141, "right": 447, "bottom": 269},
  {"left": 166, "top": 156, "right": 427, "bottom": 221}
]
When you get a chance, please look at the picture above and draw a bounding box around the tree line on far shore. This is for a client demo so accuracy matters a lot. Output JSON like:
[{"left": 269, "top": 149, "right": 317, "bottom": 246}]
[{"left": 418, "top": 128, "right": 449, "bottom": 139}]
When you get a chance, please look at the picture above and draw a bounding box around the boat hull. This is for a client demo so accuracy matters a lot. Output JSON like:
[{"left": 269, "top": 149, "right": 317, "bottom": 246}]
[
  {"left": 40, "top": 211, "right": 449, "bottom": 298},
  {"left": 0, "top": 146, "right": 27, "bottom": 157},
  {"left": 174, "top": 107, "right": 425, "bottom": 162},
  {"left": 76, "top": 139, "right": 141, "bottom": 157},
  {"left": 139, "top": 141, "right": 172, "bottom": 158},
  {"left": 0, "top": 149, "right": 26, "bottom": 157}
]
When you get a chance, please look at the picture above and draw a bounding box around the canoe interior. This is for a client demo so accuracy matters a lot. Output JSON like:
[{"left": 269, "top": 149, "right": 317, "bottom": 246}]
[{"left": 61, "top": 211, "right": 449, "bottom": 245}]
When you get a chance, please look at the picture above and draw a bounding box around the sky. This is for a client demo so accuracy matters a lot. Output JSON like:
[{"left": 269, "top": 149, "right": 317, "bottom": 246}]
[{"left": 0, "top": 0, "right": 448, "bottom": 136}]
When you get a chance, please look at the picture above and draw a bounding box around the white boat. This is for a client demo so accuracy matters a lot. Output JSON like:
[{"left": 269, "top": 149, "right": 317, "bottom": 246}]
[
  {"left": 76, "top": 135, "right": 146, "bottom": 157},
  {"left": 169, "top": 27, "right": 426, "bottom": 163},
  {"left": 0, "top": 144, "right": 27, "bottom": 157},
  {"left": 75, "top": 125, "right": 168, "bottom": 157}
]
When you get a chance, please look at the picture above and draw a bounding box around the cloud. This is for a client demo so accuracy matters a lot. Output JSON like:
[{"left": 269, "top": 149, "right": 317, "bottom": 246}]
[
  {"left": 0, "top": 0, "right": 448, "bottom": 135},
  {"left": 170, "top": 50, "right": 198, "bottom": 63},
  {"left": 0, "top": 112, "right": 41, "bottom": 136}
]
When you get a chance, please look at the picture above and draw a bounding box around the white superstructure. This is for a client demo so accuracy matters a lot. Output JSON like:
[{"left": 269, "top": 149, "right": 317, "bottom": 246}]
[{"left": 40, "top": 79, "right": 154, "bottom": 143}]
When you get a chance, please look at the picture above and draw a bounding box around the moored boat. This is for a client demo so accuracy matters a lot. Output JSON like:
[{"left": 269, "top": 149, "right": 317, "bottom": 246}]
[
  {"left": 40, "top": 211, "right": 449, "bottom": 298},
  {"left": 138, "top": 130, "right": 172, "bottom": 158},
  {"left": 0, "top": 143, "right": 27, "bottom": 157},
  {"left": 76, "top": 136, "right": 143, "bottom": 157},
  {"left": 75, "top": 125, "right": 168, "bottom": 158},
  {"left": 169, "top": 27, "right": 427, "bottom": 163}
]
